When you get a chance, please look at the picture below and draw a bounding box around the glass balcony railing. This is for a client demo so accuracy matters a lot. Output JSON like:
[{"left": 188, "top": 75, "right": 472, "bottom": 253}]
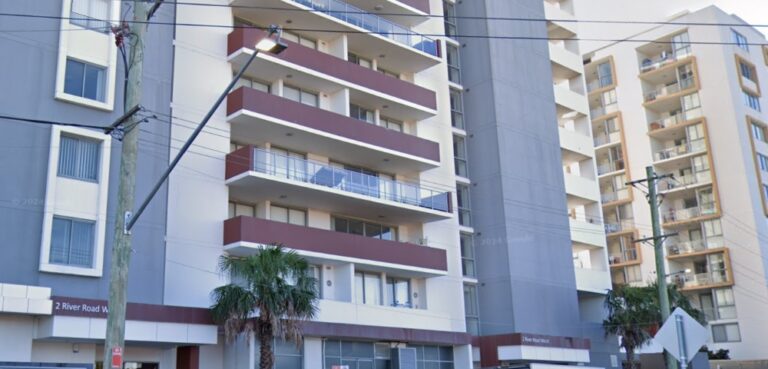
[
  {"left": 251, "top": 148, "right": 451, "bottom": 212},
  {"left": 604, "top": 219, "right": 634, "bottom": 234},
  {"left": 647, "top": 108, "right": 703, "bottom": 131},
  {"left": 290, "top": 0, "right": 438, "bottom": 56},
  {"left": 597, "top": 160, "right": 625, "bottom": 175},
  {"left": 673, "top": 270, "right": 729, "bottom": 289},
  {"left": 593, "top": 131, "right": 622, "bottom": 147},
  {"left": 601, "top": 188, "right": 630, "bottom": 203},
  {"left": 639, "top": 50, "right": 692, "bottom": 73},
  {"left": 70, "top": 11, "right": 111, "bottom": 33},
  {"left": 587, "top": 76, "right": 614, "bottom": 93},
  {"left": 590, "top": 103, "right": 618, "bottom": 119},
  {"left": 662, "top": 202, "right": 716, "bottom": 223},
  {"left": 658, "top": 171, "right": 711, "bottom": 191},
  {"left": 609, "top": 248, "right": 639, "bottom": 265},
  {"left": 666, "top": 236, "right": 725, "bottom": 256},
  {"left": 654, "top": 138, "right": 706, "bottom": 161}
]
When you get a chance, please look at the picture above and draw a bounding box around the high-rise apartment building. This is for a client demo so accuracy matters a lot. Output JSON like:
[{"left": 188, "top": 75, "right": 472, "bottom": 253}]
[
  {"left": 584, "top": 5, "right": 768, "bottom": 360},
  {"left": 449, "top": 0, "right": 615, "bottom": 367}
]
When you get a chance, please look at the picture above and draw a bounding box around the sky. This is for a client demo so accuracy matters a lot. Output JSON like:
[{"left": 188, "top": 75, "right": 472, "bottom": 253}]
[{"left": 575, "top": 0, "right": 767, "bottom": 53}]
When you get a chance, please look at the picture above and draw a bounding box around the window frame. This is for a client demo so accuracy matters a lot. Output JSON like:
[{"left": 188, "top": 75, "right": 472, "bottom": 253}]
[
  {"left": 270, "top": 204, "right": 307, "bottom": 226},
  {"left": 732, "top": 29, "right": 749, "bottom": 52},
  {"left": 283, "top": 84, "right": 319, "bottom": 107},
  {"left": 386, "top": 277, "right": 412, "bottom": 308},
  {"left": 460, "top": 232, "right": 476, "bottom": 277},
  {"left": 57, "top": 134, "right": 101, "bottom": 182},
  {"left": 50, "top": 216, "right": 96, "bottom": 268},
  {"left": 63, "top": 58, "right": 107, "bottom": 102},
  {"left": 69, "top": 0, "right": 111, "bottom": 32},
  {"left": 446, "top": 43, "right": 462, "bottom": 84},
  {"left": 355, "top": 271, "right": 382, "bottom": 305},
  {"left": 712, "top": 323, "right": 741, "bottom": 343},
  {"left": 450, "top": 89, "right": 465, "bottom": 129}
]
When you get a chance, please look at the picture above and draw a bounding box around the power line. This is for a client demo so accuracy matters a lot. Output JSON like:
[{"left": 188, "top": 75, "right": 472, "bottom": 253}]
[
  {"left": 0, "top": 12, "right": 766, "bottom": 46},
  {"left": 0, "top": 114, "right": 108, "bottom": 130}
]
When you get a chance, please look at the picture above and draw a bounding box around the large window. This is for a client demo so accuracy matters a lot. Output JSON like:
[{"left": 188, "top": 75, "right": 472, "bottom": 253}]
[
  {"left": 714, "top": 288, "right": 737, "bottom": 320},
  {"left": 732, "top": 29, "right": 749, "bottom": 52},
  {"left": 450, "top": 89, "right": 465, "bottom": 129},
  {"left": 50, "top": 216, "right": 95, "bottom": 268},
  {"left": 463, "top": 284, "right": 480, "bottom": 335},
  {"left": 70, "top": 0, "right": 110, "bottom": 31},
  {"left": 744, "top": 91, "right": 761, "bottom": 112},
  {"left": 271, "top": 205, "right": 307, "bottom": 226},
  {"left": 348, "top": 52, "right": 373, "bottom": 69},
  {"left": 333, "top": 216, "right": 396, "bottom": 241},
  {"left": 712, "top": 323, "right": 741, "bottom": 342},
  {"left": 386, "top": 277, "right": 411, "bottom": 307},
  {"left": 453, "top": 135, "right": 468, "bottom": 177},
  {"left": 408, "top": 345, "right": 454, "bottom": 369},
  {"left": 672, "top": 32, "right": 691, "bottom": 57},
  {"left": 283, "top": 85, "right": 318, "bottom": 107},
  {"left": 460, "top": 233, "right": 476, "bottom": 277},
  {"left": 228, "top": 201, "right": 255, "bottom": 218},
  {"left": 355, "top": 271, "right": 382, "bottom": 305},
  {"left": 597, "top": 61, "right": 613, "bottom": 87},
  {"left": 64, "top": 59, "right": 106, "bottom": 102},
  {"left": 677, "top": 64, "right": 694, "bottom": 89},
  {"left": 323, "top": 340, "right": 390, "bottom": 369},
  {"left": 446, "top": 44, "right": 461, "bottom": 84},
  {"left": 350, "top": 103, "right": 375, "bottom": 124},
  {"left": 282, "top": 30, "right": 317, "bottom": 49},
  {"left": 759, "top": 154, "right": 768, "bottom": 172},
  {"left": 752, "top": 122, "right": 767, "bottom": 143},
  {"left": 380, "top": 116, "right": 403, "bottom": 132},
  {"left": 58, "top": 135, "right": 100, "bottom": 182},
  {"left": 234, "top": 76, "right": 270, "bottom": 92},
  {"left": 740, "top": 61, "right": 757, "bottom": 84},
  {"left": 256, "top": 339, "right": 302, "bottom": 369},
  {"left": 457, "top": 183, "right": 471, "bottom": 227}
]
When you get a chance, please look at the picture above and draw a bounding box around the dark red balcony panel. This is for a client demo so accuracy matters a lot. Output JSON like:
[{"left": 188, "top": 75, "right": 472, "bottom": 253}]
[
  {"left": 224, "top": 216, "right": 448, "bottom": 271},
  {"left": 227, "top": 87, "right": 440, "bottom": 163},
  {"left": 228, "top": 28, "right": 436, "bottom": 110}
]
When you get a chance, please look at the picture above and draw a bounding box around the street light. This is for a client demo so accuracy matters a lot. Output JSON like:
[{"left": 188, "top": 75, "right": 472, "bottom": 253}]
[{"left": 126, "top": 25, "right": 287, "bottom": 231}]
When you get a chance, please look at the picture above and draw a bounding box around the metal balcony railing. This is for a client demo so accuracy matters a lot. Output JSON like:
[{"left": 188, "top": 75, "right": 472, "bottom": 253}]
[
  {"left": 251, "top": 148, "right": 451, "bottom": 212},
  {"left": 674, "top": 270, "right": 728, "bottom": 289},
  {"left": 609, "top": 248, "right": 638, "bottom": 265},
  {"left": 590, "top": 103, "right": 618, "bottom": 119},
  {"left": 647, "top": 108, "right": 703, "bottom": 131},
  {"left": 604, "top": 219, "right": 634, "bottom": 234},
  {"left": 639, "top": 49, "right": 691, "bottom": 73},
  {"left": 597, "top": 160, "right": 624, "bottom": 175},
  {"left": 658, "top": 171, "right": 711, "bottom": 191},
  {"left": 666, "top": 236, "right": 724, "bottom": 256},
  {"left": 662, "top": 202, "right": 716, "bottom": 223},
  {"left": 290, "top": 0, "right": 438, "bottom": 56},
  {"left": 654, "top": 138, "right": 706, "bottom": 161},
  {"left": 593, "top": 131, "right": 622, "bottom": 147},
  {"left": 601, "top": 188, "right": 630, "bottom": 203}
]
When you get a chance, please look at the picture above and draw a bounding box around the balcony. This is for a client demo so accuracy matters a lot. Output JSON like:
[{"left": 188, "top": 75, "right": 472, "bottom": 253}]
[
  {"left": 593, "top": 131, "right": 622, "bottom": 148},
  {"left": 228, "top": 28, "right": 437, "bottom": 121},
  {"left": 639, "top": 51, "right": 692, "bottom": 74},
  {"left": 604, "top": 220, "right": 634, "bottom": 235},
  {"left": 559, "top": 127, "right": 595, "bottom": 163},
  {"left": 575, "top": 267, "right": 612, "bottom": 294},
  {"left": 570, "top": 217, "right": 607, "bottom": 249},
  {"left": 653, "top": 139, "right": 706, "bottom": 163},
  {"left": 609, "top": 248, "right": 639, "bottom": 266},
  {"left": 590, "top": 103, "right": 618, "bottom": 120},
  {"left": 564, "top": 173, "right": 600, "bottom": 206},
  {"left": 673, "top": 269, "right": 732, "bottom": 291},
  {"left": 554, "top": 85, "right": 589, "bottom": 115},
  {"left": 666, "top": 236, "right": 725, "bottom": 258},
  {"left": 224, "top": 216, "right": 447, "bottom": 276},
  {"left": 662, "top": 203, "right": 717, "bottom": 225},
  {"left": 544, "top": 1, "right": 577, "bottom": 39},
  {"left": 658, "top": 171, "right": 712, "bottom": 193},
  {"left": 601, "top": 188, "right": 630, "bottom": 204},
  {"left": 342, "top": 0, "right": 431, "bottom": 27},
  {"left": 226, "top": 147, "right": 452, "bottom": 223},
  {"left": 227, "top": 87, "right": 439, "bottom": 172},
  {"left": 549, "top": 43, "right": 582, "bottom": 80},
  {"left": 647, "top": 111, "right": 702, "bottom": 132},
  {"left": 644, "top": 83, "right": 684, "bottom": 103},
  {"left": 230, "top": 0, "right": 440, "bottom": 72},
  {"left": 597, "top": 160, "right": 625, "bottom": 176}
]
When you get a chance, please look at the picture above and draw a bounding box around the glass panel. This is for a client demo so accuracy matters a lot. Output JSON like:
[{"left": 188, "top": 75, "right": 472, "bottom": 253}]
[
  {"left": 325, "top": 340, "right": 341, "bottom": 356},
  {"left": 301, "top": 91, "right": 318, "bottom": 107},
  {"left": 354, "top": 273, "right": 365, "bottom": 304},
  {"left": 333, "top": 217, "right": 348, "bottom": 233},
  {"left": 64, "top": 59, "right": 85, "bottom": 97},
  {"left": 348, "top": 219, "right": 365, "bottom": 236},
  {"left": 271, "top": 206, "right": 289, "bottom": 223},
  {"left": 288, "top": 209, "right": 306, "bottom": 226},
  {"left": 364, "top": 273, "right": 381, "bottom": 305},
  {"left": 365, "top": 223, "right": 383, "bottom": 239},
  {"left": 69, "top": 220, "right": 94, "bottom": 267},
  {"left": 83, "top": 64, "right": 105, "bottom": 101},
  {"left": 50, "top": 217, "right": 71, "bottom": 265},
  {"left": 235, "top": 204, "right": 255, "bottom": 217},
  {"left": 283, "top": 85, "right": 301, "bottom": 102}
]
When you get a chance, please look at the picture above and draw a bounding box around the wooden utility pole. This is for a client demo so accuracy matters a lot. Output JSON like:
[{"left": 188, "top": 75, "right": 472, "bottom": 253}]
[{"left": 103, "top": 2, "right": 152, "bottom": 367}]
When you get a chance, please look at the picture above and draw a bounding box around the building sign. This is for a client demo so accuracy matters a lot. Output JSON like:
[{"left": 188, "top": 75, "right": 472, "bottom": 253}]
[{"left": 52, "top": 297, "right": 109, "bottom": 318}]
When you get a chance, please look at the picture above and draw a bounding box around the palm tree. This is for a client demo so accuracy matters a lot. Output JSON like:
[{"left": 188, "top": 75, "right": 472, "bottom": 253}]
[
  {"left": 604, "top": 285, "right": 657, "bottom": 369},
  {"left": 210, "top": 245, "right": 319, "bottom": 369}
]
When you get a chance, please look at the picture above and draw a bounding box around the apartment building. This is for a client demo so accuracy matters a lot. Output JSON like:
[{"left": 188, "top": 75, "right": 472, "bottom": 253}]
[
  {"left": 450, "top": 0, "right": 615, "bottom": 367},
  {"left": 0, "top": 0, "right": 215, "bottom": 367},
  {"left": 584, "top": 5, "right": 768, "bottom": 360}
]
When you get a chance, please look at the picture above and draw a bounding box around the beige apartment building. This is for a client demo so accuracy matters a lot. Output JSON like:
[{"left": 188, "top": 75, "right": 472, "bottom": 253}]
[{"left": 584, "top": 5, "right": 768, "bottom": 360}]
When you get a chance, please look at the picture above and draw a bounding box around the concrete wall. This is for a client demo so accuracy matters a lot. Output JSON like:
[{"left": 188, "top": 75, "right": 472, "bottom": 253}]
[
  {"left": 455, "top": 0, "right": 582, "bottom": 337},
  {"left": 0, "top": 1, "right": 174, "bottom": 304}
]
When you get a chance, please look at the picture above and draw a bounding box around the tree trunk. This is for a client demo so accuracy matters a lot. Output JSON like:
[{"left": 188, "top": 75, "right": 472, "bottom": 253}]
[
  {"left": 258, "top": 319, "right": 274, "bottom": 369},
  {"left": 625, "top": 348, "right": 638, "bottom": 369}
]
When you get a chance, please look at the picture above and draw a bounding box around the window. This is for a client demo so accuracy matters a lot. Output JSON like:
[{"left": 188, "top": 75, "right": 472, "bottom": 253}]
[
  {"left": 355, "top": 271, "right": 382, "bottom": 305},
  {"left": 457, "top": 183, "right": 471, "bottom": 226},
  {"left": 758, "top": 153, "right": 768, "bottom": 172},
  {"left": 228, "top": 201, "right": 255, "bottom": 218},
  {"left": 332, "top": 216, "right": 396, "bottom": 241},
  {"left": 463, "top": 284, "right": 480, "bottom": 335},
  {"left": 446, "top": 44, "right": 461, "bottom": 84},
  {"left": 50, "top": 216, "right": 95, "bottom": 268},
  {"left": 677, "top": 64, "right": 694, "bottom": 89},
  {"left": 70, "top": 0, "right": 110, "bottom": 32},
  {"left": 740, "top": 61, "right": 757, "bottom": 84},
  {"left": 64, "top": 59, "right": 106, "bottom": 102},
  {"left": 281, "top": 30, "right": 317, "bottom": 49},
  {"left": 682, "top": 93, "right": 701, "bottom": 112},
  {"left": 744, "top": 91, "right": 761, "bottom": 111},
  {"left": 270, "top": 205, "right": 306, "bottom": 226},
  {"left": 460, "top": 233, "right": 476, "bottom": 277},
  {"left": 597, "top": 61, "right": 613, "bottom": 87},
  {"left": 712, "top": 323, "right": 741, "bottom": 342},
  {"left": 324, "top": 340, "right": 389, "bottom": 369},
  {"left": 714, "top": 288, "right": 737, "bottom": 320},
  {"left": 348, "top": 52, "right": 372, "bottom": 69},
  {"left": 234, "top": 76, "right": 269, "bottom": 92},
  {"left": 408, "top": 345, "right": 454, "bottom": 369},
  {"left": 58, "top": 135, "right": 100, "bottom": 181},
  {"left": 763, "top": 184, "right": 768, "bottom": 203},
  {"left": 283, "top": 85, "right": 318, "bottom": 107},
  {"left": 380, "top": 116, "right": 403, "bottom": 132},
  {"left": 378, "top": 67, "right": 399, "bottom": 79},
  {"left": 443, "top": 1, "right": 457, "bottom": 39},
  {"left": 257, "top": 339, "right": 302, "bottom": 369},
  {"left": 450, "top": 89, "right": 465, "bottom": 129},
  {"left": 672, "top": 32, "right": 691, "bottom": 57},
  {"left": 625, "top": 265, "right": 642, "bottom": 283},
  {"left": 350, "top": 103, "right": 375, "bottom": 123},
  {"left": 386, "top": 277, "right": 411, "bottom": 307},
  {"left": 308, "top": 265, "right": 322, "bottom": 298},
  {"left": 453, "top": 135, "right": 468, "bottom": 177},
  {"left": 732, "top": 29, "right": 749, "bottom": 52},
  {"left": 752, "top": 122, "right": 767, "bottom": 142},
  {"left": 270, "top": 147, "right": 306, "bottom": 180}
]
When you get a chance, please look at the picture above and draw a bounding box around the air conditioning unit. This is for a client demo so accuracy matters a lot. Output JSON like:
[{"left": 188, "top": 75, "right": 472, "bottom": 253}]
[{"left": 390, "top": 347, "right": 417, "bottom": 369}]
